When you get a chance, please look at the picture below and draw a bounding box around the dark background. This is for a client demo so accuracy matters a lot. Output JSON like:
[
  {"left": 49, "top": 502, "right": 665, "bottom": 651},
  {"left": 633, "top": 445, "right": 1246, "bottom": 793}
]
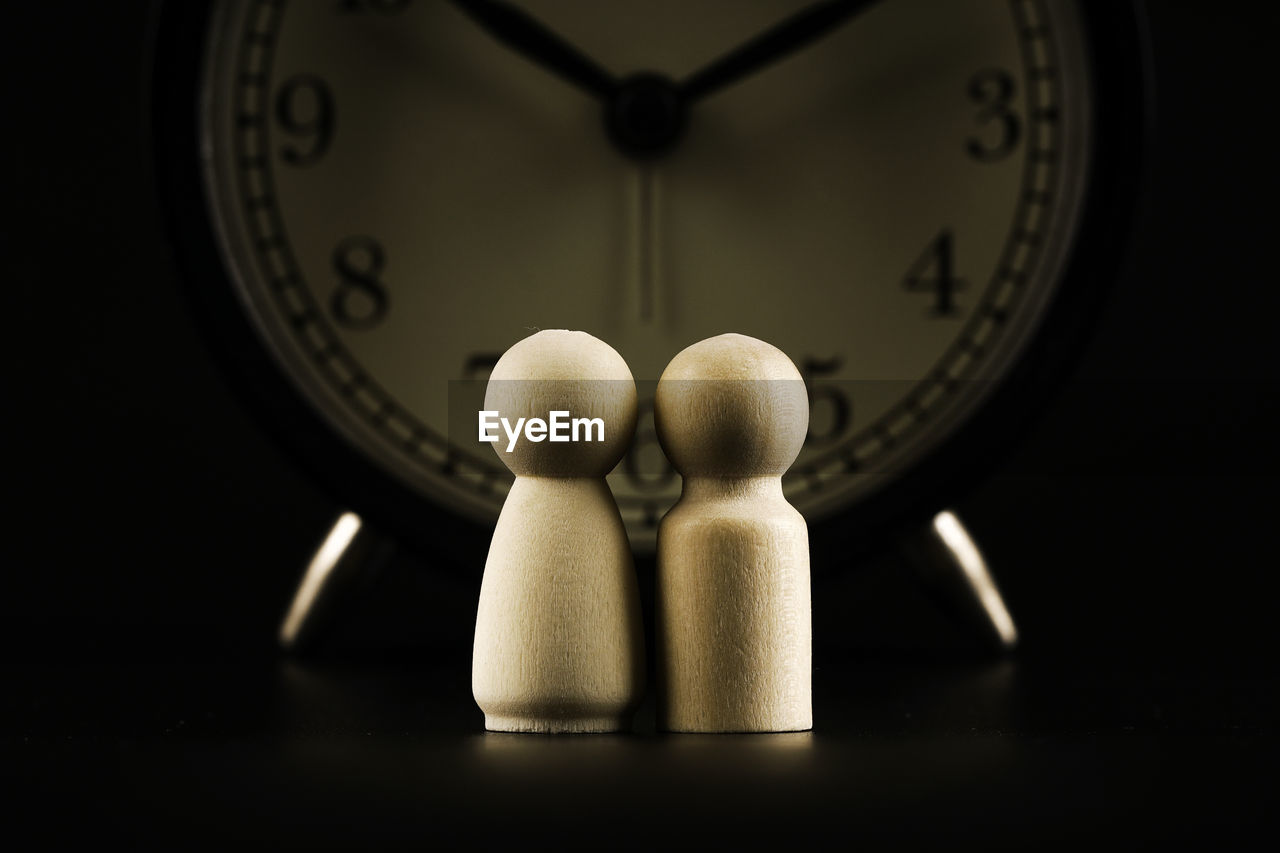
[{"left": 4, "top": 1, "right": 1278, "bottom": 846}]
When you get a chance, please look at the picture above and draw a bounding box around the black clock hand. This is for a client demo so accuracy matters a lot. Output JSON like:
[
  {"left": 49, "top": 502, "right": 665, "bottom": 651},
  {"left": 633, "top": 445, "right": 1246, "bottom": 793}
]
[
  {"left": 449, "top": 0, "right": 617, "bottom": 99},
  {"left": 679, "top": 0, "right": 884, "bottom": 102}
]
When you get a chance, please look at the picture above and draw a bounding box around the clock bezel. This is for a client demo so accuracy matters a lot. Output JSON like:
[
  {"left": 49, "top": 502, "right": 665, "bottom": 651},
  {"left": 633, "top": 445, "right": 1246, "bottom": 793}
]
[{"left": 149, "top": 0, "right": 1151, "bottom": 570}]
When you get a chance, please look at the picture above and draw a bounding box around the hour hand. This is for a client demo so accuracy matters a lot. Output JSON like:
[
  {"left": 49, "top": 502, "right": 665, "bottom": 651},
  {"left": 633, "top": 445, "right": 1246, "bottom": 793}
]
[
  {"left": 679, "top": 0, "right": 883, "bottom": 102},
  {"left": 449, "top": 0, "right": 617, "bottom": 99}
]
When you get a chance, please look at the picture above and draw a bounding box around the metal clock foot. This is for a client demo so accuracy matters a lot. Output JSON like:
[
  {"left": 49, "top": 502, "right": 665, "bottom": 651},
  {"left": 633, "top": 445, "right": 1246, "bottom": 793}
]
[
  {"left": 902, "top": 509, "right": 1019, "bottom": 653},
  {"left": 278, "top": 512, "right": 397, "bottom": 653}
]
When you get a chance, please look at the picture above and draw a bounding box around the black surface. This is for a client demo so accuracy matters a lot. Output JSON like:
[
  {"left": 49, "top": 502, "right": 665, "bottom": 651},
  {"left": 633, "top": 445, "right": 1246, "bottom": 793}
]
[{"left": 5, "top": 1, "right": 1279, "bottom": 846}]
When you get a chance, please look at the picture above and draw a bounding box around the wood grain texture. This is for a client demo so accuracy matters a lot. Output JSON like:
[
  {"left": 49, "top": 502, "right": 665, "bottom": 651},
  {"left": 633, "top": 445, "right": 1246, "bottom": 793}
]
[
  {"left": 655, "top": 334, "right": 812, "bottom": 732},
  {"left": 472, "top": 330, "right": 644, "bottom": 733}
]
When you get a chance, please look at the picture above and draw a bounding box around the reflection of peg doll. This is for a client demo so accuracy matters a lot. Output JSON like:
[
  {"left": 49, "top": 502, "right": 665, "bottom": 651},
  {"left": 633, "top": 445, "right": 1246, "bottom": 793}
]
[
  {"left": 473, "top": 330, "right": 645, "bottom": 733},
  {"left": 655, "top": 333, "right": 812, "bottom": 733}
]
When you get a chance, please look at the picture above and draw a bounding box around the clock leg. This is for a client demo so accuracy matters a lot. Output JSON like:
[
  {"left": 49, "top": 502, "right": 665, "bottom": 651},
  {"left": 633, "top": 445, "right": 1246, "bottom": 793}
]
[
  {"left": 278, "top": 511, "right": 397, "bottom": 653},
  {"left": 901, "top": 510, "right": 1019, "bottom": 653}
]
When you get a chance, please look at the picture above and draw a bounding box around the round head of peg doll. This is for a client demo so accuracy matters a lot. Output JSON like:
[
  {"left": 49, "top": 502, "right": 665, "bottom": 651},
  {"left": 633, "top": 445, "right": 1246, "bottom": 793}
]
[
  {"left": 484, "top": 330, "right": 637, "bottom": 478},
  {"left": 655, "top": 333, "right": 809, "bottom": 479}
]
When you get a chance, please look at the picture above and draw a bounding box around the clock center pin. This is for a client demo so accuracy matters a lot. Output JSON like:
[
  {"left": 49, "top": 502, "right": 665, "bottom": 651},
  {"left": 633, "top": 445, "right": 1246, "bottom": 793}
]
[{"left": 606, "top": 73, "right": 686, "bottom": 159}]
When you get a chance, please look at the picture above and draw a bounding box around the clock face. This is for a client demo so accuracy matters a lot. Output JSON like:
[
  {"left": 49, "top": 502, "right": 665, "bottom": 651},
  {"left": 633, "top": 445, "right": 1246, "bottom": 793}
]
[{"left": 197, "top": 0, "right": 1093, "bottom": 544}]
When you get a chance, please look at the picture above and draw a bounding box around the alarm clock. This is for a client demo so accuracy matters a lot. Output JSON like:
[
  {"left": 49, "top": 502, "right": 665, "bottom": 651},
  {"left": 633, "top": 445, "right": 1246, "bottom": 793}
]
[{"left": 151, "top": 0, "right": 1146, "bottom": 643}]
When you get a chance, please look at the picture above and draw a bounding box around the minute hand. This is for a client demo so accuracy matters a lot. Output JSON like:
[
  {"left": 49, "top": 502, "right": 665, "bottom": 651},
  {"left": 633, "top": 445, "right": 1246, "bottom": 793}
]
[
  {"left": 449, "top": 0, "right": 617, "bottom": 99},
  {"left": 678, "top": 0, "right": 884, "bottom": 103}
]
